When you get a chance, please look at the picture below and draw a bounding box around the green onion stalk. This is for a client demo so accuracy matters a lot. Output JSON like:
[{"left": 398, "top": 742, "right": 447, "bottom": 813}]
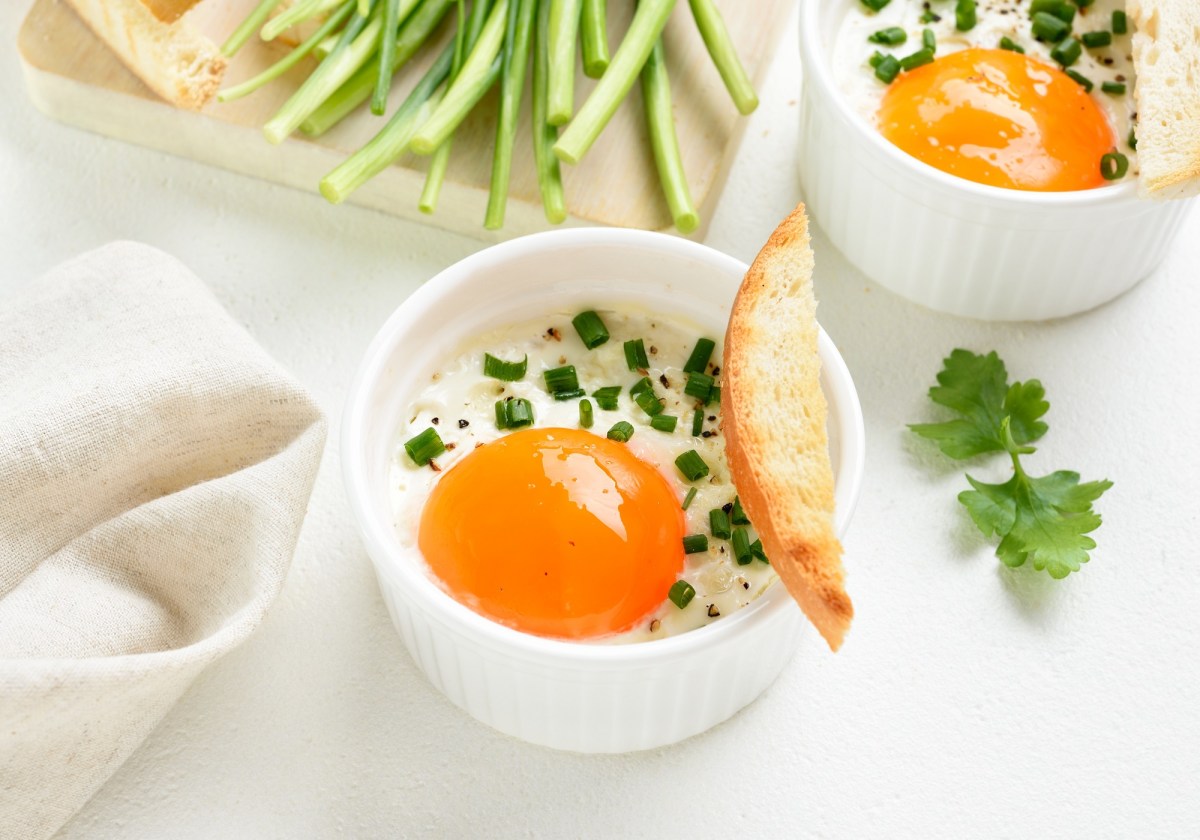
[
  {"left": 223, "top": 0, "right": 282, "bottom": 56},
  {"left": 531, "top": 0, "right": 566, "bottom": 223},
  {"left": 546, "top": 0, "right": 583, "bottom": 125},
  {"left": 640, "top": 37, "right": 698, "bottom": 233},
  {"left": 687, "top": 0, "right": 757, "bottom": 114},
  {"left": 580, "top": 0, "right": 610, "bottom": 78},
  {"left": 261, "top": 0, "right": 345, "bottom": 42},
  {"left": 485, "top": 0, "right": 537, "bottom": 229}
]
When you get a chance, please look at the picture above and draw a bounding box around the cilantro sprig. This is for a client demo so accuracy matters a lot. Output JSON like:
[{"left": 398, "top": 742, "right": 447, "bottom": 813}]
[{"left": 911, "top": 350, "right": 1112, "bottom": 579}]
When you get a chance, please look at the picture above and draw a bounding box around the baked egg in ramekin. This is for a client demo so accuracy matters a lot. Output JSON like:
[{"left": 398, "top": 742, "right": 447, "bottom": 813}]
[
  {"left": 798, "top": 0, "right": 1196, "bottom": 321},
  {"left": 342, "top": 228, "right": 864, "bottom": 752}
]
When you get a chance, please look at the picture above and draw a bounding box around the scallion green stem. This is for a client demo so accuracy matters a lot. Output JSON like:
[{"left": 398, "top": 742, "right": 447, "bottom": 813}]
[
  {"left": 263, "top": 4, "right": 385, "bottom": 144},
  {"left": 687, "top": 0, "right": 757, "bottom": 114},
  {"left": 220, "top": 1, "right": 356, "bottom": 103},
  {"left": 300, "top": 0, "right": 455, "bottom": 136},
  {"left": 546, "top": 0, "right": 583, "bottom": 125},
  {"left": 261, "top": 0, "right": 344, "bottom": 42},
  {"left": 640, "top": 37, "right": 698, "bottom": 233},
  {"left": 319, "top": 43, "right": 454, "bottom": 203},
  {"left": 554, "top": 0, "right": 676, "bottom": 165},
  {"left": 581, "top": 0, "right": 610, "bottom": 78},
  {"left": 485, "top": 0, "right": 537, "bottom": 230},
  {"left": 411, "top": 0, "right": 508, "bottom": 154},
  {"left": 532, "top": 0, "right": 567, "bottom": 223},
  {"left": 372, "top": 0, "right": 405, "bottom": 114},
  {"left": 358, "top": 0, "right": 371, "bottom": 15},
  {"left": 223, "top": 0, "right": 283, "bottom": 57}
]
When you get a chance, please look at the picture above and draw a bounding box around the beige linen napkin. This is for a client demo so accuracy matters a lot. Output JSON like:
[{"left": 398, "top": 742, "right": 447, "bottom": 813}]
[{"left": 0, "top": 242, "right": 326, "bottom": 838}]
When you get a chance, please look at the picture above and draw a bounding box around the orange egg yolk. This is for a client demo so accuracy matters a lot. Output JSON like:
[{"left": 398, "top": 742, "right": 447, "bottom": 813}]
[
  {"left": 877, "top": 48, "right": 1115, "bottom": 192},
  {"left": 418, "top": 427, "right": 685, "bottom": 639}
]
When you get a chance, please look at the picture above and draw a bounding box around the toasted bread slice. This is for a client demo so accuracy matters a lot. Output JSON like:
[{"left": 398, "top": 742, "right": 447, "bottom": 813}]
[
  {"left": 722, "top": 204, "right": 851, "bottom": 651},
  {"left": 1129, "top": 0, "right": 1200, "bottom": 199},
  {"left": 143, "top": 0, "right": 203, "bottom": 24},
  {"left": 63, "top": 0, "right": 225, "bottom": 110}
]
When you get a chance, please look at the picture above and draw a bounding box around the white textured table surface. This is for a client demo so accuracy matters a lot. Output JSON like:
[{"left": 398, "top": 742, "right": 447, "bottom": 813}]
[{"left": 5, "top": 2, "right": 1200, "bottom": 837}]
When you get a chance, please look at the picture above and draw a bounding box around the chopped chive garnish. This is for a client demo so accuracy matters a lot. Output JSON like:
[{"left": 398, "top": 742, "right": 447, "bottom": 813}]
[
  {"left": 505, "top": 398, "right": 535, "bottom": 429},
  {"left": 750, "top": 539, "right": 768, "bottom": 564},
  {"left": 868, "top": 26, "right": 906, "bottom": 46},
  {"left": 629, "top": 375, "right": 653, "bottom": 397},
  {"left": 1112, "top": 10, "right": 1127, "bottom": 35},
  {"left": 1051, "top": 37, "right": 1082, "bottom": 68},
  {"left": 919, "top": 9, "right": 938, "bottom": 23},
  {"left": 1081, "top": 30, "right": 1112, "bottom": 48},
  {"left": 691, "top": 408, "right": 704, "bottom": 436},
  {"left": 607, "top": 420, "right": 635, "bottom": 442},
  {"left": 682, "top": 338, "right": 716, "bottom": 374},
  {"left": 708, "top": 386, "right": 721, "bottom": 405},
  {"left": 875, "top": 54, "right": 901, "bottom": 84},
  {"left": 1031, "top": 11, "right": 1071, "bottom": 42},
  {"left": 404, "top": 427, "right": 446, "bottom": 466},
  {"left": 623, "top": 338, "right": 650, "bottom": 370},
  {"left": 634, "top": 390, "right": 664, "bottom": 417},
  {"left": 1076, "top": 0, "right": 1094, "bottom": 7},
  {"left": 571, "top": 310, "right": 610, "bottom": 349},
  {"left": 955, "top": 0, "right": 976, "bottom": 32},
  {"left": 544, "top": 364, "right": 580, "bottom": 397},
  {"left": 859, "top": 0, "right": 891, "bottom": 11},
  {"left": 899, "top": 48, "right": 935, "bottom": 72},
  {"left": 675, "top": 449, "right": 710, "bottom": 481},
  {"left": 495, "top": 400, "right": 508, "bottom": 429},
  {"left": 668, "top": 579, "right": 696, "bottom": 609},
  {"left": 1128, "top": 128, "right": 1137, "bottom": 151},
  {"left": 922, "top": 27, "right": 936, "bottom": 52},
  {"left": 999, "top": 36, "right": 1025, "bottom": 54},
  {"left": 709, "top": 508, "right": 731, "bottom": 540},
  {"left": 1065, "top": 69, "right": 1093, "bottom": 91},
  {"left": 1100, "top": 150, "right": 1129, "bottom": 181},
  {"left": 732, "top": 496, "right": 750, "bottom": 525},
  {"left": 682, "top": 486, "right": 698, "bottom": 510},
  {"left": 1031, "top": 0, "right": 1075, "bottom": 25},
  {"left": 684, "top": 371, "right": 714, "bottom": 402},
  {"left": 1101, "top": 80, "right": 1125, "bottom": 95},
  {"left": 682, "top": 534, "right": 708, "bottom": 554},
  {"left": 483, "top": 353, "right": 528, "bottom": 381},
  {"left": 731, "top": 528, "right": 752, "bottom": 565},
  {"left": 868, "top": 50, "right": 885, "bottom": 68},
  {"left": 650, "top": 414, "right": 678, "bottom": 433},
  {"left": 592, "top": 385, "right": 621, "bottom": 410},
  {"left": 579, "top": 398, "right": 594, "bottom": 428}
]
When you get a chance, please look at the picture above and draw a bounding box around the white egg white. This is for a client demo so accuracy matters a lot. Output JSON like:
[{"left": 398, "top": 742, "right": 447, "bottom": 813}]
[{"left": 389, "top": 308, "right": 777, "bottom": 643}]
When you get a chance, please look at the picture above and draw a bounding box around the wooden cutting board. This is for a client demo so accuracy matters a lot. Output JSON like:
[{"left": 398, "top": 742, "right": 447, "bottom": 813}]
[{"left": 18, "top": 0, "right": 792, "bottom": 240}]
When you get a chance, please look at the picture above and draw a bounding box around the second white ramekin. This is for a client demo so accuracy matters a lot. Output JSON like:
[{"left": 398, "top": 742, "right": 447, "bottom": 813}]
[
  {"left": 798, "top": 0, "right": 1195, "bottom": 322},
  {"left": 342, "top": 228, "right": 865, "bottom": 753}
]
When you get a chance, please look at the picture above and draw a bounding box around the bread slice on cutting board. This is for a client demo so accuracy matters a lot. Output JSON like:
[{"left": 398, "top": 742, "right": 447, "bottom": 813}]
[
  {"left": 1129, "top": 0, "right": 1200, "bottom": 199},
  {"left": 722, "top": 204, "right": 852, "bottom": 652},
  {"left": 62, "top": 0, "right": 225, "bottom": 110}
]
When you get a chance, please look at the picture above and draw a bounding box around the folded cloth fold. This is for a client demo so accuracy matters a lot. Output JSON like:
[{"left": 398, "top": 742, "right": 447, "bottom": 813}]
[{"left": 0, "top": 242, "right": 326, "bottom": 839}]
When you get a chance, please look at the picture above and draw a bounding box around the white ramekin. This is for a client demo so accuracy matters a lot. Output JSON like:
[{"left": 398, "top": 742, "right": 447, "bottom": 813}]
[
  {"left": 342, "top": 228, "right": 865, "bottom": 753},
  {"left": 798, "top": 0, "right": 1196, "bottom": 322}
]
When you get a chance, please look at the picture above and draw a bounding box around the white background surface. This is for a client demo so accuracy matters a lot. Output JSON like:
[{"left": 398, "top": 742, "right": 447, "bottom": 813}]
[{"left": 4, "top": 2, "right": 1200, "bottom": 837}]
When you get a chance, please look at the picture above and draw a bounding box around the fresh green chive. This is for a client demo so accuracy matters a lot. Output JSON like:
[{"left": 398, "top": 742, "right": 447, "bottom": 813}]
[
  {"left": 919, "top": 9, "right": 938, "bottom": 23},
  {"left": 899, "top": 48, "right": 935, "bottom": 71},
  {"left": 505, "top": 398, "right": 535, "bottom": 428},
  {"left": 868, "top": 26, "right": 907, "bottom": 46},
  {"left": 1031, "top": 11, "right": 1071, "bottom": 42},
  {"left": 1065, "top": 68, "right": 1093, "bottom": 91},
  {"left": 859, "top": 0, "right": 890, "bottom": 10},
  {"left": 922, "top": 28, "right": 936, "bottom": 52},
  {"left": 495, "top": 400, "right": 508, "bottom": 429},
  {"left": 404, "top": 427, "right": 446, "bottom": 466},
  {"left": 684, "top": 371, "right": 714, "bottom": 402},
  {"left": 682, "top": 486, "right": 698, "bottom": 510},
  {"left": 708, "top": 386, "right": 721, "bottom": 405},
  {"left": 579, "top": 398, "right": 594, "bottom": 428},
  {"left": 955, "top": 0, "right": 976, "bottom": 32},
  {"left": 1112, "top": 10, "right": 1127, "bottom": 35},
  {"left": 709, "top": 508, "right": 731, "bottom": 540},
  {"left": 1101, "top": 80, "right": 1126, "bottom": 95},
  {"left": 731, "top": 496, "right": 750, "bottom": 525},
  {"left": 875, "top": 54, "right": 901, "bottom": 83},
  {"left": 1128, "top": 128, "right": 1137, "bottom": 151},
  {"left": 1081, "top": 30, "right": 1112, "bottom": 48},
  {"left": 1031, "top": 0, "right": 1075, "bottom": 25},
  {"left": 682, "top": 534, "right": 708, "bottom": 554},
  {"left": 675, "top": 449, "right": 710, "bottom": 481},
  {"left": 750, "top": 538, "right": 768, "bottom": 564},
  {"left": 544, "top": 364, "right": 581, "bottom": 397},
  {"left": 630, "top": 378, "right": 664, "bottom": 416},
  {"left": 607, "top": 420, "right": 635, "bottom": 442},
  {"left": 731, "top": 528, "right": 753, "bottom": 565},
  {"left": 691, "top": 408, "right": 704, "bottom": 436},
  {"left": 623, "top": 338, "right": 650, "bottom": 370},
  {"left": 682, "top": 338, "right": 716, "bottom": 374},
  {"left": 592, "top": 385, "right": 621, "bottom": 410},
  {"left": 1100, "top": 150, "right": 1129, "bottom": 181},
  {"left": 651, "top": 414, "right": 678, "bottom": 433},
  {"left": 483, "top": 353, "right": 528, "bottom": 381},
  {"left": 1051, "top": 37, "right": 1082, "bottom": 68},
  {"left": 668, "top": 579, "right": 696, "bottom": 608},
  {"left": 629, "top": 375, "right": 653, "bottom": 397},
  {"left": 1075, "top": 0, "right": 1095, "bottom": 7},
  {"left": 999, "top": 36, "right": 1025, "bottom": 54},
  {"left": 571, "top": 310, "right": 610, "bottom": 348},
  {"left": 868, "top": 50, "right": 885, "bottom": 68}
]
